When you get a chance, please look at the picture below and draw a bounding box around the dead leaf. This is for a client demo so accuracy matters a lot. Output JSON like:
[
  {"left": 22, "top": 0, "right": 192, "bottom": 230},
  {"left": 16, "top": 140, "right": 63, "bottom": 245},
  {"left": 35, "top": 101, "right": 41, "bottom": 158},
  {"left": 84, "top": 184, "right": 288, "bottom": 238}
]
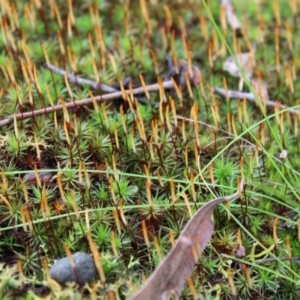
[
  {"left": 223, "top": 50, "right": 255, "bottom": 80},
  {"left": 221, "top": 0, "right": 241, "bottom": 31},
  {"left": 131, "top": 183, "right": 243, "bottom": 300},
  {"left": 23, "top": 170, "right": 53, "bottom": 185}
]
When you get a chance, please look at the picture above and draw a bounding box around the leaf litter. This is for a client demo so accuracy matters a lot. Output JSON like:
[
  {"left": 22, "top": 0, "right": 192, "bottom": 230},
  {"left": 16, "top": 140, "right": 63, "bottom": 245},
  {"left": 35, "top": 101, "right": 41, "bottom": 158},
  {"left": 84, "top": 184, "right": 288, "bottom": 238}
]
[{"left": 131, "top": 182, "right": 244, "bottom": 300}]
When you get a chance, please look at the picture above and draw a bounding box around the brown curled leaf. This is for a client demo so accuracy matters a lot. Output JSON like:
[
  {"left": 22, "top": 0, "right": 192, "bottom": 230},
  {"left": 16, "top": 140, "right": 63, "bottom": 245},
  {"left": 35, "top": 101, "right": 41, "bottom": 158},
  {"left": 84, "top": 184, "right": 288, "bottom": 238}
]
[
  {"left": 23, "top": 170, "right": 53, "bottom": 185},
  {"left": 131, "top": 182, "right": 244, "bottom": 300},
  {"left": 223, "top": 49, "right": 256, "bottom": 80},
  {"left": 221, "top": 0, "right": 241, "bottom": 31}
]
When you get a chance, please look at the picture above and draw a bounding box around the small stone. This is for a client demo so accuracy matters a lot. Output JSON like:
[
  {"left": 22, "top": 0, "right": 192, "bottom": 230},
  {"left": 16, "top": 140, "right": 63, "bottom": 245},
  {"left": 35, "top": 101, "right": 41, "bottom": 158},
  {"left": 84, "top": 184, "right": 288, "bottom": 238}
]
[
  {"left": 235, "top": 245, "right": 246, "bottom": 258},
  {"left": 50, "top": 252, "right": 97, "bottom": 286}
]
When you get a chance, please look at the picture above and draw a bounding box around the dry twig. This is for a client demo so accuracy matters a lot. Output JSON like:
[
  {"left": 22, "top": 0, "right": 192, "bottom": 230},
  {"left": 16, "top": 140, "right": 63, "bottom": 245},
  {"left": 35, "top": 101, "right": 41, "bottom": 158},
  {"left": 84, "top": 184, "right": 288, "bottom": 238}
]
[
  {"left": 0, "top": 64, "right": 298, "bottom": 128},
  {"left": 44, "top": 63, "right": 118, "bottom": 93},
  {"left": 0, "top": 80, "right": 174, "bottom": 127},
  {"left": 212, "top": 87, "right": 299, "bottom": 115}
]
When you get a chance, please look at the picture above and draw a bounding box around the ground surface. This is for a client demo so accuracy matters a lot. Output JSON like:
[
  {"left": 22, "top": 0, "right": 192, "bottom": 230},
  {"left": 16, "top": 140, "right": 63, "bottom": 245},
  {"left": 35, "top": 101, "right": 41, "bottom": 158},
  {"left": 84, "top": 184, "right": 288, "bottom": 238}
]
[{"left": 0, "top": 0, "right": 299, "bottom": 299}]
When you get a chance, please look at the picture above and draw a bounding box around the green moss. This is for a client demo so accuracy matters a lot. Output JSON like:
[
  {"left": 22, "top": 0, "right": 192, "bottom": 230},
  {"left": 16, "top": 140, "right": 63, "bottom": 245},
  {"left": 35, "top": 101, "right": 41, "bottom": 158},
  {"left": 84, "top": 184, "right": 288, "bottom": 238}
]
[{"left": 0, "top": 0, "right": 299, "bottom": 298}]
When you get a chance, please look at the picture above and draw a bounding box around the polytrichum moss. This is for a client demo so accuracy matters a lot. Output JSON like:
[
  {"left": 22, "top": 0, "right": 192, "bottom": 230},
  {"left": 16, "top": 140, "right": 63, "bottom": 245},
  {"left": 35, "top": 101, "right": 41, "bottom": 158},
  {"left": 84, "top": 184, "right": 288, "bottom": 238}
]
[{"left": 0, "top": 0, "right": 300, "bottom": 299}]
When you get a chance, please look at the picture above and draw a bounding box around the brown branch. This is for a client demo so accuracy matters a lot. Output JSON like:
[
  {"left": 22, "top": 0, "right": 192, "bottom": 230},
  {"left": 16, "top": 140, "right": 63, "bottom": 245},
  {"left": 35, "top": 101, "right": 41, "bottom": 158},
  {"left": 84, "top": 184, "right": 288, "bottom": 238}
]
[
  {"left": 46, "top": 64, "right": 299, "bottom": 116},
  {"left": 44, "top": 63, "right": 118, "bottom": 93},
  {"left": 0, "top": 81, "right": 175, "bottom": 127},
  {"left": 255, "top": 257, "right": 300, "bottom": 267},
  {"left": 0, "top": 64, "right": 298, "bottom": 128},
  {"left": 44, "top": 63, "right": 159, "bottom": 106},
  {"left": 212, "top": 87, "right": 299, "bottom": 115},
  {"left": 46, "top": 63, "right": 299, "bottom": 116}
]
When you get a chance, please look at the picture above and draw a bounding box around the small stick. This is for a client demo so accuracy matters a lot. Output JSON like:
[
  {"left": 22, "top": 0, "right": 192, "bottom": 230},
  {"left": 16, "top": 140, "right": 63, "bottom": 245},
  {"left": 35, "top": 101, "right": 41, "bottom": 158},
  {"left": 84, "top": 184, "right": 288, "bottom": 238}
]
[
  {"left": 44, "top": 63, "right": 117, "bottom": 93},
  {"left": 44, "top": 63, "right": 159, "bottom": 106},
  {"left": 0, "top": 64, "right": 298, "bottom": 128},
  {"left": 46, "top": 63, "right": 299, "bottom": 116},
  {"left": 0, "top": 81, "right": 175, "bottom": 127},
  {"left": 212, "top": 87, "right": 299, "bottom": 115}
]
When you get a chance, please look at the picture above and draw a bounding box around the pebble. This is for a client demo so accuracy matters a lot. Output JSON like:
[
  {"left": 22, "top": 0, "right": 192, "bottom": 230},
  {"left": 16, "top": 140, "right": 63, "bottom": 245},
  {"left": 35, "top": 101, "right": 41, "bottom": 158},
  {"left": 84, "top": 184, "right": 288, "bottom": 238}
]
[{"left": 50, "top": 252, "right": 97, "bottom": 286}]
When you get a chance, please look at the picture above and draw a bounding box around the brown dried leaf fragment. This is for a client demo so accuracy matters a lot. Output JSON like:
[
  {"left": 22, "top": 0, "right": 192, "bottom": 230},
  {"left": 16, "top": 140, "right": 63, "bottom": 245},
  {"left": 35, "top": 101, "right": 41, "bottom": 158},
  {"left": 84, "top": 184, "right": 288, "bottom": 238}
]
[
  {"left": 23, "top": 169, "right": 53, "bottom": 185},
  {"left": 131, "top": 182, "right": 244, "bottom": 300},
  {"left": 223, "top": 50, "right": 256, "bottom": 80},
  {"left": 221, "top": 0, "right": 241, "bottom": 31}
]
